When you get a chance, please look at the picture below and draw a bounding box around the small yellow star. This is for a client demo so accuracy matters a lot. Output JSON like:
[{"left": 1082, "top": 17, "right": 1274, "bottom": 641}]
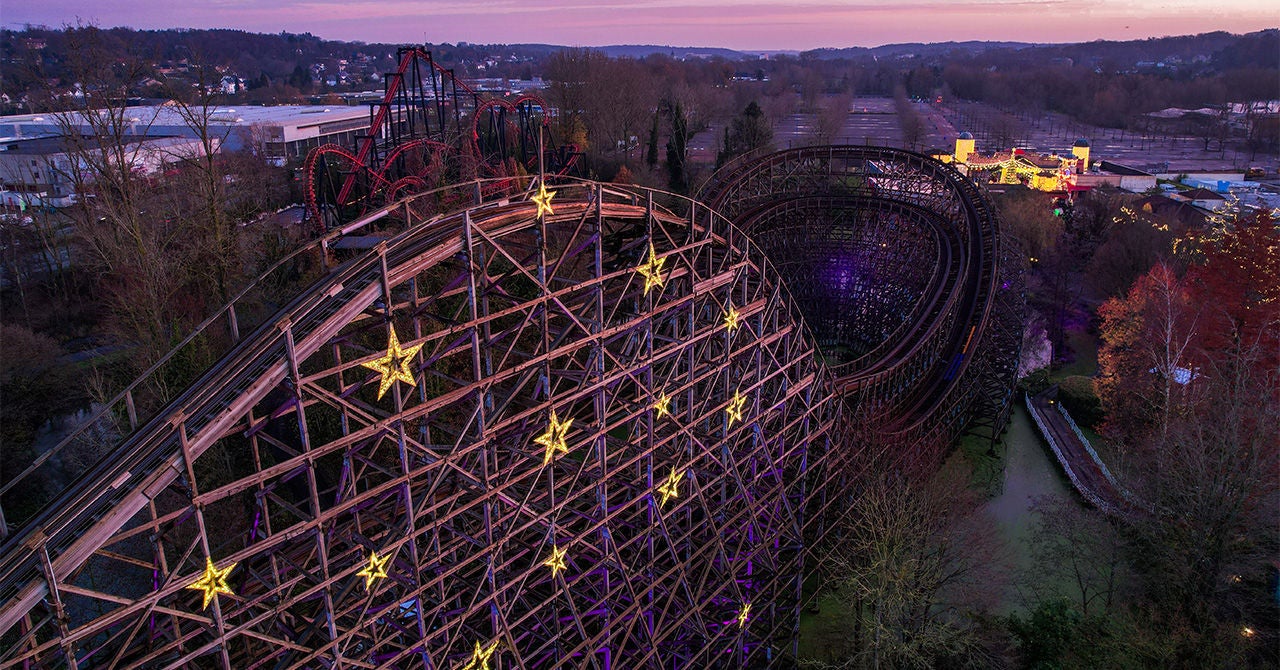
[
  {"left": 531, "top": 181, "right": 556, "bottom": 218},
  {"left": 542, "top": 544, "right": 569, "bottom": 577},
  {"left": 652, "top": 391, "right": 672, "bottom": 419},
  {"left": 460, "top": 640, "right": 500, "bottom": 670},
  {"left": 723, "top": 304, "right": 741, "bottom": 331},
  {"left": 534, "top": 410, "right": 573, "bottom": 465},
  {"left": 657, "top": 467, "right": 684, "bottom": 507},
  {"left": 637, "top": 242, "right": 666, "bottom": 296},
  {"left": 737, "top": 602, "right": 751, "bottom": 628},
  {"left": 186, "top": 556, "right": 235, "bottom": 610},
  {"left": 361, "top": 325, "right": 424, "bottom": 401},
  {"left": 356, "top": 550, "right": 391, "bottom": 590},
  {"left": 725, "top": 390, "right": 747, "bottom": 427}
]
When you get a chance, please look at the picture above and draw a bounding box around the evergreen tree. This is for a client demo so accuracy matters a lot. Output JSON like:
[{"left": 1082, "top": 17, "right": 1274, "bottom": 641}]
[
  {"left": 646, "top": 110, "right": 660, "bottom": 169},
  {"left": 718, "top": 101, "right": 772, "bottom": 168},
  {"left": 665, "top": 102, "right": 688, "bottom": 192}
]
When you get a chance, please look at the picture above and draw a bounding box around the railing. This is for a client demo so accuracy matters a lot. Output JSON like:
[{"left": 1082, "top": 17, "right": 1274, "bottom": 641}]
[
  {"left": 1025, "top": 392, "right": 1118, "bottom": 517},
  {"left": 1055, "top": 401, "right": 1119, "bottom": 488},
  {"left": 1054, "top": 401, "right": 1151, "bottom": 514}
]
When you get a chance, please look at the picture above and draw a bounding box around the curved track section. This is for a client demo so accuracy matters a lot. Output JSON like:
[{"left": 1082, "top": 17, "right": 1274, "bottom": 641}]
[
  {"left": 702, "top": 146, "right": 1024, "bottom": 467},
  {"left": 0, "top": 183, "right": 843, "bottom": 669}
]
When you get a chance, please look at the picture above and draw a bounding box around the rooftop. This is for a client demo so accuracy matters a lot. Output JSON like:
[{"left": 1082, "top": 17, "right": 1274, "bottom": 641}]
[
  {"left": 0, "top": 105, "right": 369, "bottom": 141},
  {"left": 1177, "top": 187, "right": 1227, "bottom": 200},
  {"left": 0, "top": 134, "right": 194, "bottom": 155}
]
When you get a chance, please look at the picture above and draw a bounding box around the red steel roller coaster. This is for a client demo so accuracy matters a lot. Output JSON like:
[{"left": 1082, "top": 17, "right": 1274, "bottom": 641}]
[{"left": 303, "top": 46, "right": 579, "bottom": 232}]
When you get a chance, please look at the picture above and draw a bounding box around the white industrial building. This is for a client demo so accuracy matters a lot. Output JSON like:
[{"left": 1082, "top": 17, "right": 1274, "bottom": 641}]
[{"left": 0, "top": 105, "right": 376, "bottom": 165}]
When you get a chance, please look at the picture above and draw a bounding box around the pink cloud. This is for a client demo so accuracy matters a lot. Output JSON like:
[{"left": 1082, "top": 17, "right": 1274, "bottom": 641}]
[{"left": 6, "top": 0, "right": 1276, "bottom": 49}]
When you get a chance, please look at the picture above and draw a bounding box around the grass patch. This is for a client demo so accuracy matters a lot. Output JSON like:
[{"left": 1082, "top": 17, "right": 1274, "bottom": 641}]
[
  {"left": 955, "top": 432, "right": 1005, "bottom": 498},
  {"left": 797, "top": 591, "right": 854, "bottom": 664},
  {"left": 1051, "top": 329, "right": 1099, "bottom": 381}
]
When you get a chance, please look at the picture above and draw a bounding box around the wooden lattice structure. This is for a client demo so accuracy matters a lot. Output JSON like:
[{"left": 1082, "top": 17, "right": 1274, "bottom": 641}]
[
  {"left": 0, "top": 181, "right": 845, "bottom": 669},
  {"left": 1, "top": 146, "right": 1022, "bottom": 669}
]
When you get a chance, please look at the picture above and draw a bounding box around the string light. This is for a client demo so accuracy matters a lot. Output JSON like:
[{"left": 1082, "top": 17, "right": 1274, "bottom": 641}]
[
  {"left": 361, "top": 325, "right": 423, "bottom": 401},
  {"left": 532, "top": 182, "right": 556, "bottom": 218},
  {"left": 535, "top": 410, "right": 573, "bottom": 465},
  {"left": 737, "top": 602, "right": 751, "bottom": 628},
  {"left": 542, "top": 544, "right": 569, "bottom": 578},
  {"left": 725, "top": 390, "right": 747, "bottom": 427},
  {"left": 461, "top": 640, "right": 500, "bottom": 670},
  {"left": 652, "top": 392, "right": 672, "bottom": 419},
  {"left": 637, "top": 242, "right": 667, "bottom": 295},
  {"left": 723, "top": 304, "right": 742, "bottom": 331},
  {"left": 657, "top": 467, "right": 684, "bottom": 507},
  {"left": 187, "top": 556, "right": 236, "bottom": 610},
  {"left": 356, "top": 550, "right": 391, "bottom": 590}
]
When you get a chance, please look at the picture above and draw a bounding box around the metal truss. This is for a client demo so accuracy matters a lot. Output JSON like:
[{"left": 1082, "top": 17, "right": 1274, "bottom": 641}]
[
  {"left": 0, "top": 181, "right": 846, "bottom": 669},
  {"left": 701, "top": 145, "right": 1025, "bottom": 469}
]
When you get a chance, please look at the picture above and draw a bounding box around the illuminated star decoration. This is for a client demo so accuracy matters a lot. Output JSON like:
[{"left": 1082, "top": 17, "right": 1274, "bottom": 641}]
[
  {"left": 361, "top": 325, "right": 424, "bottom": 401},
  {"left": 532, "top": 181, "right": 556, "bottom": 218},
  {"left": 725, "top": 390, "right": 747, "bottom": 427},
  {"left": 737, "top": 602, "right": 751, "bottom": 628},
  {"left": 187, "top": 556, "right": 235, "bottom": 610},
  {"left": 542, "top": 544, "right": 569, "bottom": 578},
  {"left": 723, "top": 304, "right": 741, "bottom": 331},
  {"left": 461, "top": 640, "right": 500, "bottom": 670},
  {"left": 657, "top": 467, "right": 684, "bottom": 507},
  {"left": 534, "top": 410, "right": 573, "bottom": 465},
  {"left": 652, "top": 391, "right": 672, "bottom": 419},
  {"left": 356, "top": 550, "right": 391, "bottom": 590},
  {"left": 637, "top": 242, "right": 666, "bottom": 296}
]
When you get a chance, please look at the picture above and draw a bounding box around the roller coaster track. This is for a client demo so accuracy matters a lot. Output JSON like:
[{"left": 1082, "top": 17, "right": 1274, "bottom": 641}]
[
  {"left": 0, "top": 147, "right": 1020, "bottom": 668},
  {"left": 304, "top": 47, "right": 578, "bottom": 232},
  {"left": 702, "top": 145, "right": 1023, "bottom": 467}
]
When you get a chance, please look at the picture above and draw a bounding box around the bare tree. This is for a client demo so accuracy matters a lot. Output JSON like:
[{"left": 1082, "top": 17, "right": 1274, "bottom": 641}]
[
  {"left": 813, "top": 461, "right": 1008, "bottom": 669},
  {"left": 42, "top": 27, "right": 194, "bottom": 369},
  {"left": 1022, "top": 497, "right": 1129, "bottom": 617},
  {"left": 812, "top": 94, "right": 852, "bottom": 145}
]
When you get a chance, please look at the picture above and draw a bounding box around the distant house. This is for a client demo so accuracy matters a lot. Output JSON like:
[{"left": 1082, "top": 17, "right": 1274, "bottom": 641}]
[
  {"left": 1129, "top": 194, "right": 1208, "bottom": 227},
  {"left": 1169, "top": 187, "right": 1227, "bottom": 211},
  {"left": 0, "top": 135, "right": 214, "bottom": 207},
  {"left": 1149, "top": 366, "right": 1202, "bottom": 386},
  {"left": 1075, "top": 161, "right": 1157, "bottom": 192}
]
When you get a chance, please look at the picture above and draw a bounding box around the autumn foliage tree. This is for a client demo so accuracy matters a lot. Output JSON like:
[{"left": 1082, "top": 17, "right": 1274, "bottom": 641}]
[
  {"left": 1095, "top": 210, "right": 1279, "bottom": 667},
  {"left": 1095, "top": 263, "right": 1199, "bottom": 446}
]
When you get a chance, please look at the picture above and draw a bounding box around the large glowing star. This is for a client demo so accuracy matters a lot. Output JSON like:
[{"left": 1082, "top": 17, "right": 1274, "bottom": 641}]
[
  {"left": 657, "top": 467, "right": 684, "bottom": 507},
  {"left": 460, "top": 640, "right": 500, "bottom": 670},
  {"left": 652, "top": 391, "right": 672, "bottom": 419},
  {"left": 737, "top": 602, "right": 751, "bottom": 628},
  {"left": 725, "top": 390, "right": 747, "bottom": 427},
  {"left": 532, "top": 182, "right": 556, "bottom": 218},
  {"left": 356, "top": 550, "right": 391, "bottom": 590},
  {"left": 723, "top": 304, "right": 742, "bottom": 331},
  {"left": 534, "top": 410, "right": 573, "bottom": 465},
  {"left": 542, "top": 544, "right": 569, "bottom": 578},
  {"left": 361, "top": 325, "right": 424, "bottom": 401},
  {"left": 187, "top": 556, "right": 235, "bottom": 610},
  {"left": 637, "top": 242, "right": 666, "bottom": 296}
]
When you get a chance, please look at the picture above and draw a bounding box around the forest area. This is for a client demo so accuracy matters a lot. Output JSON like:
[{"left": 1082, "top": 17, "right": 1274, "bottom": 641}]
[{"left": 0, "top": 23, "right": 1277, "bottom": 669}]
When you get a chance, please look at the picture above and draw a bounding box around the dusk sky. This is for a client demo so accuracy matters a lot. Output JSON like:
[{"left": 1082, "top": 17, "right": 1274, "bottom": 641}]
[{"left": 6, "top": 0, "right": 1277, "bottom": 50}]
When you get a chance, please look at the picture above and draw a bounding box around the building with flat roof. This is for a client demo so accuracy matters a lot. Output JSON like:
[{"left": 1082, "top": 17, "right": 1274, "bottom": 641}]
[
  {"left": 0, "top": 105, "right": 374, "bottom": 164},
  {"left": 0, "top": 134, "right": 213, "bottom": 208}
]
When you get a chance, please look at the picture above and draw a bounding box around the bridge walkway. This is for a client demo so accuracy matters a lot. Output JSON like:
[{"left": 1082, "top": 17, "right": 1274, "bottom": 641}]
[{"left": 1025, "top": 387, "right": 1146, "bottom": 519}]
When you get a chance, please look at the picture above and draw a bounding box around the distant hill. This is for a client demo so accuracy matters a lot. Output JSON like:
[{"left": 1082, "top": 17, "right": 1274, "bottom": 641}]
[
  {"left": 593, "top": 44, "right": 749, "bottom": 59},
  {"left": 808, "top": 41, "right": 1035, "bottom": 59},
  {"left": 803, "top": 30, "right": 1278, "bottom": 69}
]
